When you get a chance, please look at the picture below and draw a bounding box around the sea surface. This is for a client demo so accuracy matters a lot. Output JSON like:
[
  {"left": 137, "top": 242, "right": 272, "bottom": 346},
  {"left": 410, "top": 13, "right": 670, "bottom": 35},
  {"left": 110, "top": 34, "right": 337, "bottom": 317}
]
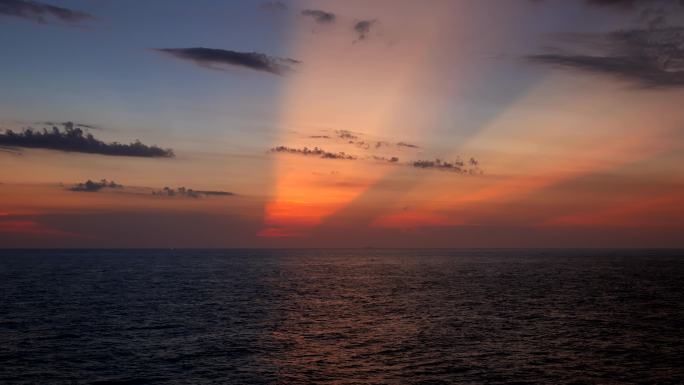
[{"left": 1, "top": 249, "right": 683, "bottom": 384}]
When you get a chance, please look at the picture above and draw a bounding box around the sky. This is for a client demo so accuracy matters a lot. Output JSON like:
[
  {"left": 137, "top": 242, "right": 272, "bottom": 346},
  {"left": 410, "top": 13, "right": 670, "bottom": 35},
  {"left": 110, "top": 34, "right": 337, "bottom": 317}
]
[{"left": 1, "top": 0, "right": 683, "bottom": 248}]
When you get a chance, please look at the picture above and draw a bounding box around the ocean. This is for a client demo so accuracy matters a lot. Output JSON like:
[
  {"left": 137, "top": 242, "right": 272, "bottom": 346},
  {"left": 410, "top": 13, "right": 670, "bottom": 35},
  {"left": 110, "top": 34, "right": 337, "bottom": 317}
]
[{"left": 1, "top": 249, "right": 683, "bottom": 384}]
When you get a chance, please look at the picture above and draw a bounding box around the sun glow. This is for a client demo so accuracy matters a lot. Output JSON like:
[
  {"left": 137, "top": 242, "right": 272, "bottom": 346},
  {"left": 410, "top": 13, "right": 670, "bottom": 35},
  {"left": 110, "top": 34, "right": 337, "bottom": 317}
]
[{"left": 261, "top": 2, "right": 463, "bottom": 237}]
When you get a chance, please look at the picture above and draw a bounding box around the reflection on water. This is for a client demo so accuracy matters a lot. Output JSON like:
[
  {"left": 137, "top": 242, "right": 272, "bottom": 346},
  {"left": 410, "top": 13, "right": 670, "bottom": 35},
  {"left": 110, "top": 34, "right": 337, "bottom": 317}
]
[{"left": 1, "top": 249, "right": 683, "bottom": 384}]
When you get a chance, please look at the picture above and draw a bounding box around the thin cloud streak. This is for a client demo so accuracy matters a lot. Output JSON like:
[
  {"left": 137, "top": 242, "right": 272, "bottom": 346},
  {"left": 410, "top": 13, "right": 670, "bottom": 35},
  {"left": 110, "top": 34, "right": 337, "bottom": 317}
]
[
  {"left": 270, "top": 145, "right": 356, "bottom": 160},
  {"left": 271, "top": 145, "right": 482, "bottom": 175},
  {"left": 155, "top": 47, "right": 300, "bottom": 76},
  {"left": 152, "top": 186, "right": 234, "bottom": 198},
  {"left": 301, "top": 9, "right": 336, "bottom": 24},
  {"left": 260, "top": 1, "right": 287, "bottom": 12},
  {"left": 0, "top": 0, "right": 93, "bottom": 24}
]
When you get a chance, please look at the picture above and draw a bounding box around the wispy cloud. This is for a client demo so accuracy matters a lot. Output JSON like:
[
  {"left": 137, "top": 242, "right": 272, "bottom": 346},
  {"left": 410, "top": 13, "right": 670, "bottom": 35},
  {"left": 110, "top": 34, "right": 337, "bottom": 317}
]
[
  {"left": 155, "top": 47, "right": 300, "bottom": 76},
  {"left": 42, "top": 121, "right": 100, "bottom": 130},
  {"left": 530, "top": 0, "right": 684, "bottom": 87},
  {"left": 584, "top": 0, "right": 638, "bottom": 9},
  {"left": 529, "top": 27, "right": 684, "bottom": 88},
  {"left": 260, "top": 1, "right": 287, "bottom": 12},
  {"left": 270, "top": 145, "right": 356, "bottom": 160},
  {"left": 335, "top": 129, "right": 359, "bottom": 141},
  {"left": 354, "top": 19, "right": 377, "bottom": 42},
  {"left": 68, "top": 179, "right": 234, "bottom": 198},
  {"left": 412, "top": 158, "right": 481, "bottom": 174},
  {"left": 0, "top": 124, "right": 174, "bottom": 157},
  {"left": 333, "top": 129, "right": 373, "bottom": 149},
  {"left": 271, "top": 145, "right": 482, "bottom": 175},
  {"left": 371, "top": 155, "right": 399, "bottom": 163},
  {"left": 532, "top": 0, "right": 652, "bottom": 10},
  {"left": 301, "top": 9, "right": 336, "bottom": 24},
  {"left": 152, "top": 186, "right": 234, "bottom": 198},
  {"left": 0, "top": 0, "right": 93, "bottom": 24},
  {"left": 305, "top": 130, "right": 423, "bottom": 152}
]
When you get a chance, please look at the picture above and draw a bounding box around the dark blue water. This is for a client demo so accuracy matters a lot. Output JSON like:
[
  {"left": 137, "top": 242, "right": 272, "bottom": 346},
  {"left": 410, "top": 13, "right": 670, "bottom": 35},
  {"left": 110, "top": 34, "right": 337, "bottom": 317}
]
[{"left": 1, "top": 249, "right": 683, "bottom": 384}]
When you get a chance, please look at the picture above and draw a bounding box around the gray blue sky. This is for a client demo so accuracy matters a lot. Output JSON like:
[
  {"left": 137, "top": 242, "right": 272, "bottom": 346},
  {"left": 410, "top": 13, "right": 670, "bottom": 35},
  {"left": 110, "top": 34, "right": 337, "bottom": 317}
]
[{"left": 1, "top": 0, "right": 683, "bottom": 247}]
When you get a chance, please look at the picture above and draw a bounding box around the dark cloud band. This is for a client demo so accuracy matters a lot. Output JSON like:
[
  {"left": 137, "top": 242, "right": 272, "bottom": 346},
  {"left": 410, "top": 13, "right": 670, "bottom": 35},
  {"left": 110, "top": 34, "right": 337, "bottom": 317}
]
[
  {"left": 0, "top": 125, "right": 174, "bottom": 157},
  {"left": 70, "top": 179, "right": 122, "bottom": 192},
  {"left": 529, "top": 27, "right": 684, "bottom": 88},
  {"left": 155, "top": 47, "right": 300, "bottom": 76}
]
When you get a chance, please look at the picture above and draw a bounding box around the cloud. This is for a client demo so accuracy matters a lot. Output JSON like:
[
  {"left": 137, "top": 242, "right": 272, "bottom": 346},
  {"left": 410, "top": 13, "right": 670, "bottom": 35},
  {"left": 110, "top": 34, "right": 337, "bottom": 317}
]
[
  {"left": 68, "top": 179, "right": 233, "bottom": 198},
  {"left": 260, "top": 1, "right": 287, "bottom": 11},
  {"left": 335, "top": 129, "right": 359, "bottom": 141},
  {"left": 0, "top": 124, "right": 174, "bottom": 157},
  {"left": 152, "top": 186, "right": 234, "bottom": 198},
  {"left": 196, "top": 190, "right": 234, "bottom": 196},
  {"left": 0, "top": 0, "right": 93, "bottom": 24},
  {"left": 309, "top": 130, "right": 422, "bottom": 152},
  {"left": 397, "top": 142, "right": 420, "bottom": 149},
  {"left": 42, "top": 121, "right": 100, "bottom": 130},
  {"left": 529, "top": 27, "right": 684, "bottom": 87},
  {"left": 155, "top": 47, "right": 300, "bottom": 76},
  {"left": 70, "top": 179, "right": 122, "bottom": 192},
  {"left": 581, "top": 0, "right": 683, "bottom": 9},
  {"left": 371, "top": 155, "right": 399, "bottom": 163},
  {"left": 354, "top": 19, "right": 377, "bottom": 42},
  {"left": 270, "top": 145, "right": 356, "bottom": 160},
  {"left": 531, "top": 0, "right": 647, "bottom": 9},
  {"left": 271, "top": 145, "right": 482, "bottom": 175},
  {"left": 532, "top": 0, "right": 684, "bottom": 14},
  {"left": 332, "top": 131, "right": 420, "bottom": 150},
  {"left": 301, "top": 9, "right": 335, "bottom": 24},
  {"left": 333, "top": 129, "right": 373, "bottom": 149},
  {"left": 584, "top": 0, "right": 638, "bottom": 8},
  {"left": 412, "top": 158, "right": 481, "bottom": 174}
]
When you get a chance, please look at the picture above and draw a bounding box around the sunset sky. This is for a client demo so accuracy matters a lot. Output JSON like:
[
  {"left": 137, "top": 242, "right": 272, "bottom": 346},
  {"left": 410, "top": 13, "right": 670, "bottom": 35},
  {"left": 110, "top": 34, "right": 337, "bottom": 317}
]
[{"left": 1, "top": 0, "right": 683, "bottom": 248}]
